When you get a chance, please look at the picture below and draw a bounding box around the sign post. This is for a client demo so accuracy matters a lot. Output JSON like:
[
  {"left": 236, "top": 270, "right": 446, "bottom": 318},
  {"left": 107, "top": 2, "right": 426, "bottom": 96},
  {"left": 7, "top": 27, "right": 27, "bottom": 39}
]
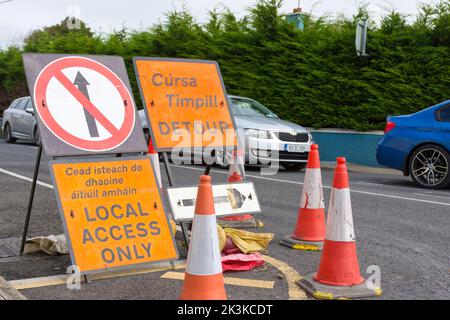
[{"left": 356, "top": 19, "right": 369, "bottom": 57}]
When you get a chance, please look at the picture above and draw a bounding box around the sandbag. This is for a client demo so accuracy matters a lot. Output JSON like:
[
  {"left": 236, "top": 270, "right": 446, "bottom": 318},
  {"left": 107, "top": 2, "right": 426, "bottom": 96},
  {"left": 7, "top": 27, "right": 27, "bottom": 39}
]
[{"left": 24, "top": 234, "right": 69, "bottom": 255}]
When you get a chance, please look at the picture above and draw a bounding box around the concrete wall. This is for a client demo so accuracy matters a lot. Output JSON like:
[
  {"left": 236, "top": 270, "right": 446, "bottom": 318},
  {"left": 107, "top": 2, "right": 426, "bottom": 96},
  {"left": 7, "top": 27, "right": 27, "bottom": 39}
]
[{"left": 309, "top": 129, "right": 384, "bottom": 167}]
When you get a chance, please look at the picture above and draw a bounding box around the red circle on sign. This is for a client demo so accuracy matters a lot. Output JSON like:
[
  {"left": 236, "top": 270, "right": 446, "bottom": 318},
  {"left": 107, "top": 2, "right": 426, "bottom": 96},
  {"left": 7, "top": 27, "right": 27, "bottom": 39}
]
[{"left": 34, "top": 56, "right": 135, "bottom": 152}]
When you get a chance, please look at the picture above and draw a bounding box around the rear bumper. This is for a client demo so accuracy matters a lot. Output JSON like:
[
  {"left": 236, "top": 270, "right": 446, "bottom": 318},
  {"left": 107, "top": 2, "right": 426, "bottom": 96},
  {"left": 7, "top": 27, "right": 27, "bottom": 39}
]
[
  {"left": 376, "top": 136, "right": 408, "bottom": 173},
  {"left": 247, "top": 150, "right": 309, "bottom": 164}
]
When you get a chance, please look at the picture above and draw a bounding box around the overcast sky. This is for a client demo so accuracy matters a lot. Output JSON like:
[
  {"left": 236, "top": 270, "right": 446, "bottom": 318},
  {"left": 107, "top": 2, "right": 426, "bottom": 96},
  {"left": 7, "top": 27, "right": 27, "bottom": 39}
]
[{"left": 0, "top": 0, "right": 437, "bottom": 48}]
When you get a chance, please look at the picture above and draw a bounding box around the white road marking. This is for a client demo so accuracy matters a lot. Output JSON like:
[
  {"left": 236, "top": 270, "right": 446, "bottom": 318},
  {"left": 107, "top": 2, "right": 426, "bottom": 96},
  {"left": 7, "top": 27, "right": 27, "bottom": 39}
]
[
  {"left": 413, "top": 192, "right": 450, "bottom": 200},
  {"left": 354, "top": 181, "right": 384, "bottom": 187},
  {"left": 1, "top": 164, "right": 449, "bottom": 207},
  {"left": 0, "top": 142, "right": 38, "bottom": 149},
  {"left": 0, "top": 168, "right": 53, "bottom": 189},
  {"left": 171, "top": 165, "right": 450, "bottom": 207}
]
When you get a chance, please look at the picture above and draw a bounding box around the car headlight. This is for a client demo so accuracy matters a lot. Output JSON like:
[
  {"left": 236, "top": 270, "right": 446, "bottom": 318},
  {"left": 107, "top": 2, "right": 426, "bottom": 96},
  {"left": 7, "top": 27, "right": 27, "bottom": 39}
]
[
  {"left": 245, "top": 129, "right": 272, "bottom": 139},
  {"left": 308, "top": 133, "right": 314, "bottom": 142}
]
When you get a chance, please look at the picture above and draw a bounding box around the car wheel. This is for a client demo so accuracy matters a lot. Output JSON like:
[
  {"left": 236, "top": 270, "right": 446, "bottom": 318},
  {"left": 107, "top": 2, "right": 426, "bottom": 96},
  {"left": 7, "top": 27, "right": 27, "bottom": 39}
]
[
  {"left": 34, "top": 127, "right": 41, "bottom": 147},
  {"left": 409, "top": 144, "right": 450, "bottom": 189},
  {"left": 4, "top": 123, "right": 16, "bottom": 143},
  {"left": 282, "top": 163, "right": 307, "bottom": 171}
]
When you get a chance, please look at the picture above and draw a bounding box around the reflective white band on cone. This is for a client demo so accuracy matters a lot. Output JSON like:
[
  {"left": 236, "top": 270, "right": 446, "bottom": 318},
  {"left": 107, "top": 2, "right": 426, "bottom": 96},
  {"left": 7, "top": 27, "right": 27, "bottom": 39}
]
[
  {"left": 228, "top": 149, "right": 245, "bottom": 179},
  {"left": 325, "top": 188, "right": 356, "bottom": 242},
  {"left": 237, "top": 150, "right": 245, "bottom": 178},
  {"left": 150, "top": 153, "right": 162, "bottom": 188},
  {"left": 300, "top": 168, "right": 325, "bottom": 209},
  {"left": 186, "top": 214, "right": 223, "bottom": 275},
  {"left": 229, "top": 161, "right": 239, "bottom": 176}
]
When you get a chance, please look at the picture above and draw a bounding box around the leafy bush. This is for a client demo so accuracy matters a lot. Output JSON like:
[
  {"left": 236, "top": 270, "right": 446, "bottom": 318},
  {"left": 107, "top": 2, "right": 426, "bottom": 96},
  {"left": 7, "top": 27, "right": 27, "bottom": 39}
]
[{"left": 0, "top": 0, "right": 448, "bottom": 129}]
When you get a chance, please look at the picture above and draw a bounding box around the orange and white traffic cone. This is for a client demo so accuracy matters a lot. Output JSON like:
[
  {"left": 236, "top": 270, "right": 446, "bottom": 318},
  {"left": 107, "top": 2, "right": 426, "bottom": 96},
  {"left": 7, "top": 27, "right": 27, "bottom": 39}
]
[
  {"left": 148, "top": 138, "right": 162, "bottom": 189},
  {"left": 280, "top": 144, "right": 325, "bottom": 251},
  {"left": 297, "top": 158, "right": 383, "bottom": 299},
  {"left": 180, "top": 175, "right": 227, "bottom": 300},
  {"left": 218, "top": 148, "right": 262, "bottom": 229}
]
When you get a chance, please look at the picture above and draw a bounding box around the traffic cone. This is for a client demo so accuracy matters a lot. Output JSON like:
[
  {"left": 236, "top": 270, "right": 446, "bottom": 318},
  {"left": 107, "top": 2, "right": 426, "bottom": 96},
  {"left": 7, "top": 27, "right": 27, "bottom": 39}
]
[
  {"left": 294, "top": 144, "right": 325, "bottom": 242},
  {"left": 218, "top": 148, "right": 262, "bottom": 229},
  {"left": 180, "top": 175, "right": 227, "bottom": 300},
  {"left": 148, "top": 138, "right": 162, "bottom": 189},
  {"left": 235, "top": 147, "right": 246, "bottom": 180},
  {"left": 297, "top": 158, "right": 383, "bottom": 299},
  {"left": 280, "top": 144, "right": 325, "bottom": 251}
]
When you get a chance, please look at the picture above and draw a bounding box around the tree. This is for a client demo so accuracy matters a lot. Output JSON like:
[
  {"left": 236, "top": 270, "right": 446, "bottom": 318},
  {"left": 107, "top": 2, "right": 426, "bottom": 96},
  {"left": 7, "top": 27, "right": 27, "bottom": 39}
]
[{"left": 1, "top": 1, "right": 448, "bottom": 129}]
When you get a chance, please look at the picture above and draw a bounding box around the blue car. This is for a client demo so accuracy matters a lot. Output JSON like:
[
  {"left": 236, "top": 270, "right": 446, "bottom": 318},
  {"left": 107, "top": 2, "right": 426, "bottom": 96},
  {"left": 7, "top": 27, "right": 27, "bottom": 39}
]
[{"left": 377, "top": 100, "right": 450, "bottom": 189}]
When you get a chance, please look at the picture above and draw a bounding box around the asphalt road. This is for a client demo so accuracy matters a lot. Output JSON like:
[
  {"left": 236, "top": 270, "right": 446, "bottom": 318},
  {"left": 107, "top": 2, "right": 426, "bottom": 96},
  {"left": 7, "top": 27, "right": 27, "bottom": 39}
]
[{"left": 0, "top": 139, "right": 449, "bottom": 300}]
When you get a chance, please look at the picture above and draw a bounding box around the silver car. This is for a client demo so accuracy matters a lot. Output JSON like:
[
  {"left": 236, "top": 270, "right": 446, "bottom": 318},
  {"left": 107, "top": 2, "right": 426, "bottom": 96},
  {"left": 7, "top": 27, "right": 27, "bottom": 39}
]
[
  {"left": 139, "top": 95, "right": 313, "bottom": 170},
  {"left": 1, "top": 96, "right": 40, "bottom": 145}
]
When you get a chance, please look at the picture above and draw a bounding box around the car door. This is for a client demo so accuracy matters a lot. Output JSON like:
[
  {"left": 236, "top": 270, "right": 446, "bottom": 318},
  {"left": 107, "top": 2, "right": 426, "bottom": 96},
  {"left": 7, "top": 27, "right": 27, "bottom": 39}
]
[
  {"left": 436, "top": 104, "right": 450, "bottom": 151},
  {"left": 10, "top": 98, "right": 27, "bottom": 136},
  {"left": 22, "top": 98, "right": 36, "bottom": 139},
  {"left": 3, "top": 99, "right": 18, "bottom": 130},
  {"left": 12, "top": 98, "right": 30, "bottom": 137}
]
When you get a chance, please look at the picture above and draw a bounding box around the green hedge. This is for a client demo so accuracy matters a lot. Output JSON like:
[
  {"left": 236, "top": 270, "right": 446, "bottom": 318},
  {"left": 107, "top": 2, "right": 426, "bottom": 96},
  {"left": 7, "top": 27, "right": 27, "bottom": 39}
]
[{"left": 0, "top": 0, "right": 449, "bottom": 130}]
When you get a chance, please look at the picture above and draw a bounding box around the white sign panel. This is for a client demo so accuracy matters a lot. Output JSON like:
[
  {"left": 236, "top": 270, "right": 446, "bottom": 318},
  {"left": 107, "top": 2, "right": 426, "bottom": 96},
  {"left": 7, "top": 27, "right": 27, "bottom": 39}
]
[{"left": 167, "top": 182, "right": 261, "bottom": 221}]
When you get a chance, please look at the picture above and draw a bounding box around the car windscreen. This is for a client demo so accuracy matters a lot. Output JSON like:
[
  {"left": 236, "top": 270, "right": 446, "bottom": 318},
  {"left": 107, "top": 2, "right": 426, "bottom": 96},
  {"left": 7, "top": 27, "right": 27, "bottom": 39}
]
[{"left": 230, "top": 98, "right": 277, "bottom": 118}]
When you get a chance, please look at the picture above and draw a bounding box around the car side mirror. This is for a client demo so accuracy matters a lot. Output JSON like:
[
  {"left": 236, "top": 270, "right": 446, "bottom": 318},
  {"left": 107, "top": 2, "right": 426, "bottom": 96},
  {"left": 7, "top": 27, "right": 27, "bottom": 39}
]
[{"left": 26, "top": 108, "right": 34, "bottom": 115}]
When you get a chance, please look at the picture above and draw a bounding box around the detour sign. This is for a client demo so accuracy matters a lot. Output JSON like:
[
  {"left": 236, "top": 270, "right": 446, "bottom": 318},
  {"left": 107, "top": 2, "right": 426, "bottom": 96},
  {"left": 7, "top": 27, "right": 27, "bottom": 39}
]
[
  {"left": 133, "top": 57, "right": 237, "bottom": 151},
  {"left": 50, "top": 157, "right": 178, "bottom": 274}
]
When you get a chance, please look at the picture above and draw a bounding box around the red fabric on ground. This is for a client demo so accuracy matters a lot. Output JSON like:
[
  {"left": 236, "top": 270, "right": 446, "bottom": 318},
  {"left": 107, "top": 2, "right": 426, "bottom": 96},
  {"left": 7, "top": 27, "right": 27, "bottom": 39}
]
[{"left": 221, "top": 252, "right": 264, "bottom": 272}]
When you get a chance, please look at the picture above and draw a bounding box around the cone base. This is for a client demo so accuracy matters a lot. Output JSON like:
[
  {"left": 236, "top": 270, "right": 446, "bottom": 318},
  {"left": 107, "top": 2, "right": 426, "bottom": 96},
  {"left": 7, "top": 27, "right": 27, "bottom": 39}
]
[
  {"left": 180, "top": 273, "right": 227, "bottom": 300},
  {"left": 313, "top": 276, "right": 364, "bottom": 287},
  {"left": 298, "top": 273, "right": 383, "bottom": 300},
  {"left": 280, "top": 235, "right": 323, "bottom": 251}
]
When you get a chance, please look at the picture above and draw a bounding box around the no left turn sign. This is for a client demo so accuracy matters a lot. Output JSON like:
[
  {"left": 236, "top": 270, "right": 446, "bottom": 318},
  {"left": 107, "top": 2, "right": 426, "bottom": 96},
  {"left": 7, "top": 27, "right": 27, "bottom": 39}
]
[{"left": 23, "top": 54, "right": 147, "bottom": 156}]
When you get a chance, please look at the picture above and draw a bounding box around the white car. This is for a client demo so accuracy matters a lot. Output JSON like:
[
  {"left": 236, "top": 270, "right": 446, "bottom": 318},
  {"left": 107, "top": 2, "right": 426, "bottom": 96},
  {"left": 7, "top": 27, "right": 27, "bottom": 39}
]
[
  {"left": 2, "top": 96, "right": 40, "bottom": 146},
  {"left": 139, "top": 95, "right": 313, "bottom": 170}
]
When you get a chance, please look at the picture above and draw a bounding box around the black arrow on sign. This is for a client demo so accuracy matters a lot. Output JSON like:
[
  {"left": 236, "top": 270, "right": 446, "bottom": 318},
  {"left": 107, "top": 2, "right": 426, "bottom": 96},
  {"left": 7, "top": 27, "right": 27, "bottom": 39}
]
[
  {"left": 177, "top": 188, "right": 247, "bottom": 210},
  {"left": 74, "top": 71, "right": 100, "bottom": 138}
]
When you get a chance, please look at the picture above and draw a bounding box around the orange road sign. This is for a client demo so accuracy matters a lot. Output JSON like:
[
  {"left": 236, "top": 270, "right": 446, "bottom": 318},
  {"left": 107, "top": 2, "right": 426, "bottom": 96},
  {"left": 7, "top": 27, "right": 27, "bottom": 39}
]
[
  {"left": 50, "top": 156, "right": 178, "bottom": 274},
  {"left": 133, "top": 57, "right": 237, "bottom": 151}
]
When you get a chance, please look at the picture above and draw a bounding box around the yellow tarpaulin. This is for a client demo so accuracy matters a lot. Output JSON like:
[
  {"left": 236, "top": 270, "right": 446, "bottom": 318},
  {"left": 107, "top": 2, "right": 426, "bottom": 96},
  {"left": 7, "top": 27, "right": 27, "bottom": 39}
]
[{"left": 217, "top": 225, "right": 274, "bottom": 254}]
